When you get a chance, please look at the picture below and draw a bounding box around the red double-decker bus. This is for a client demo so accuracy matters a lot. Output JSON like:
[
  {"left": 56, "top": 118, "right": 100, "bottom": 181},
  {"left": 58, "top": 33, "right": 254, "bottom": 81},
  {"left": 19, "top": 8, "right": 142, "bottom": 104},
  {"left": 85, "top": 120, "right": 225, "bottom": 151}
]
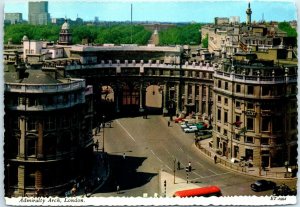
[{"left": 173, "top": 186, "right": 222, "bottom": 197}]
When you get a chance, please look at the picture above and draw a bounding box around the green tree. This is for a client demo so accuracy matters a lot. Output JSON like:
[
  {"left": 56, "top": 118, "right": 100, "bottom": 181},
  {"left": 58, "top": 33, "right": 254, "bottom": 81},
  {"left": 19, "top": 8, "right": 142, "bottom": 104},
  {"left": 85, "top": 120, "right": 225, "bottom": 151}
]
[
  {"left": 278, "top": 22, "right": 297, "bottom": 37},
  {"left": 202, "top": 34, "right": 208, "bottom": 48}
]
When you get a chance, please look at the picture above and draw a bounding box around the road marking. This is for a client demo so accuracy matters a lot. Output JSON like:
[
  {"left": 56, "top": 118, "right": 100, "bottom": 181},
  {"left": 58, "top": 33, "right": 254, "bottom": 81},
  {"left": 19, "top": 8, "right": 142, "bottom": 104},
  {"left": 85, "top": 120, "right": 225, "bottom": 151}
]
[
  {"left": 164, "top": 148, "right": 172, "bottom": 157},
  {"left": 202, "top": 172, "right": 231, "bottom": 179},
  {"left": 165, "top": 165, "right": 172, "bottom": 171},
  {"left": 196, "top": 162, "right": 204, "bottom": 167},
  {"left": 116, "top": 120, "right": 136, "bottom": 142},
  {"left": 192, "top": 171, "right": 204, "bottom": 178},
  {"left": 179, "top": 147, "right": 184, "bottom": 152},
  {"left": 150, "top": 150, "right": 163, "bottom": 163},
  {"left": 208, "top": 168, "right": 217, "bottom": 175}
]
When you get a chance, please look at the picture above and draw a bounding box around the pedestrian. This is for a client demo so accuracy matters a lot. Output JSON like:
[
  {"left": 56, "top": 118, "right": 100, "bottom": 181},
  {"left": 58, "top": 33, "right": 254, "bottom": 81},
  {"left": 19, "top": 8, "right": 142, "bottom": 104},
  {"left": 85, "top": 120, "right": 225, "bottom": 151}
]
[
  {"left": 168, "top": 121, "right": 170, "bottom": 127},
  {"left": 177, "top": 161, "right": 181, "bottom": 170},
  {"left": 188, "top": 161, "right": 192, "bottom": 172},
  {"left": 123, "top": 153, "right": 126, "bottom": 160},
  {"left": 84, "top": 186, "right": 88, "bottom": 197},
  {"left": 116, "top": 185, "right": 120, "bottom": 194},
  {"left": 214, "top": 155, "right": 217, "bottom": 164}
]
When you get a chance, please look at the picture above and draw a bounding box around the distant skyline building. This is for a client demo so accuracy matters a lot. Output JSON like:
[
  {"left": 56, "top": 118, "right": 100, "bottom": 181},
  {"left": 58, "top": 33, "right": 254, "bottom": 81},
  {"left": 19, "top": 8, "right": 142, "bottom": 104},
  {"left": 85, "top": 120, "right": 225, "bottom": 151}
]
[
  {"left": 4, "top": 13, "right": 23, "bottom": 24},
  {"left": 28, "top": 1, "right": 50, "bottom": 25}
]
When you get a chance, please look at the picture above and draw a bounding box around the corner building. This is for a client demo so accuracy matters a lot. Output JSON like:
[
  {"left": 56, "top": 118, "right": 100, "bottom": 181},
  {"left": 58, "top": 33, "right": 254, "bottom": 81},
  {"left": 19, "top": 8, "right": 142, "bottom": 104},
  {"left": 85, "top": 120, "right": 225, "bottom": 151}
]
[
  {"left": 212, "top": 54, "right": 297, "bottom": 168},
  {"left": 4, "top": 64, "right": 94, "bottom": 196}
]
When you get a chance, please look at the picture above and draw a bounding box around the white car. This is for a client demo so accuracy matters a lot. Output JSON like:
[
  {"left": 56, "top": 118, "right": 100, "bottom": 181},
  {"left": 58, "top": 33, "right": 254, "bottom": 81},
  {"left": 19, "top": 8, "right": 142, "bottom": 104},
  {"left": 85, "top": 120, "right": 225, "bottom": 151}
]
[{"left": 184, "top": 127, "right": 198, "bottom": 133}]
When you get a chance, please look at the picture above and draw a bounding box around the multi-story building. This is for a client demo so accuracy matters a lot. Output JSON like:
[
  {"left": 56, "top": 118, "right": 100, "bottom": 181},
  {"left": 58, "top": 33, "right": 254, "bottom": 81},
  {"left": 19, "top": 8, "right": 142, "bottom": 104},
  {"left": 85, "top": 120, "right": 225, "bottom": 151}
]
[
  {"left": 201, "top": 2, "right": 295, "bottom": 58},
  {"left": 4, "top": 13, "right": 23, "bottom": 24},
  {"left": 28, "top": 1, "right": 50, "bottom": 25},
  {"left": 212, "top": 53, "right": 297, "bottom": 169},
  {"left": 4, "top": 56, "right": 94, "bottom": 196}
]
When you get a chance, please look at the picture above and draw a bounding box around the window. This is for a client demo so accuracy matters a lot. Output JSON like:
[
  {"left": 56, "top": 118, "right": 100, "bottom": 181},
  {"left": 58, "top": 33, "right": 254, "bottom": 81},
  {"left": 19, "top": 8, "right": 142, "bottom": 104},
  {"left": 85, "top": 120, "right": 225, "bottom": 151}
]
[
  {"left": 217, "top": 126, "right": 221, "bottom": 133},
  {"left": 223, "top": 129, "right": 227, "bottom": 136},
  {"left": 234, "top": 134, "right": 240, "bottom": 141},
  {"left": 245, "top": 136, "right": 254, "bottom": 143},
  {"left": 44, "top": 117, "right": 55, "bottom": 130},
  {"left": 262, "top": 86, "right": 271, "bottom": 96},
  {"left": 235, "top": 115, "right": 241, "bottom": 123},
  {"left": 247, "top": 118, "right": 254, "bottom": 131},
  {"left": 245, "top": 149, "right": 253, "bottom": 160},
  {"left": 217, "top": 96, "right": 221, "bottom": 103},
  {"left": 261, "top": 117, "right": 270, "bottom": 131},
  {"left": 235, "top": 101, "right": 241, "bottom": 109},
  {"left": 247, "top": 86, "right": 254, "bottom": 95},
  {"left": 224, "top": 98, "right": 228, "bottom": 105},
  {"left": 234, "top": 145, "right": 239, "bottom": 158},
  {"left": 224, "top": 111, "right": 228, "bottom": 123},
  {"left": 27, "top": 118, "right": 36, "bottom": 131},
  {"left": 247, "top": 102, "right": 254, "bottom": 109},
  {"left": 18, "top": 97, "right": 26, "bottom": 105},
  {"left": 225, "top": 82, "right": 228, "bottom": 90},
  {"left": 218, "top": 80, "right": 222, "bottom": 88},
  {"left": 217, "top": 109, "right": 221, "bottom": 122},
  {"left": 261, "top": 138, "right": 269, "bottom": 145},
  {"left": 236, "top": 84, "right": 241, "bottom": 93},
  {"left": 25, "top": 169, "right": 35, "bottom": 187},
  {"left": 26, "top": 138, "right": 36, "bottom": 157}
]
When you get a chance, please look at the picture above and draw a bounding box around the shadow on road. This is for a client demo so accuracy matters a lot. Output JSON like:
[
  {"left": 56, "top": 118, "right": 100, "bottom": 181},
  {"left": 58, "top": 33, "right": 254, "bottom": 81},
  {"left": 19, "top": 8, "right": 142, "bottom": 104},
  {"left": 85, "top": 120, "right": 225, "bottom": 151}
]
[{"left": 96, "top": 154, "right": 157, "bottom": 193}]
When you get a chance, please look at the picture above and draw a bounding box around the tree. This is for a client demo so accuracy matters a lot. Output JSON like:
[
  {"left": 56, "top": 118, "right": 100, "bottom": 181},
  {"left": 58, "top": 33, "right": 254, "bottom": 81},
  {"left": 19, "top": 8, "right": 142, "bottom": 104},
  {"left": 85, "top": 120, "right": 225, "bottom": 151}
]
[{"left": 202, "top": 34, "right": 208, "bottom": 48}]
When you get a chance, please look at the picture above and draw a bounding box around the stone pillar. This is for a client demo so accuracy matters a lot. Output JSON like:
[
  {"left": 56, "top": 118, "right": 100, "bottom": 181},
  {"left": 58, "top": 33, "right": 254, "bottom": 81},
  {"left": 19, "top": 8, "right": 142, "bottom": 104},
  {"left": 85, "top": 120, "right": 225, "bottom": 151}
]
[
  {"left": 199, "top": 85, "right": 203, "bottom": 114},
  {"left": 192, "top": 84, "right": 196, "bottom": 108},
  {"left": 139, "top": 81, "right": 144, "bottom": 112},
  {"left": 17, "top": 165, "right": 25, "bottom": 196},
  {"left": 19, "top": 117, "right": 26, "bottom": 159},
  {"left": 176, "top": 83, "right": 181, "bottom": 114},
  {"left": 205, "top": 85, "right": 209, "bottom": 114},
  {"left": 35, "top": 169, "right": 42, "bottom": 190},
  {"left": 184, "top": 84, "right": 188, "bottom": 112},
  {"left": 37, "top": 120, "right": 43, "bottom": 159},
  {"left": 163, "top": 83, "right": 168, "bottom": 115}
]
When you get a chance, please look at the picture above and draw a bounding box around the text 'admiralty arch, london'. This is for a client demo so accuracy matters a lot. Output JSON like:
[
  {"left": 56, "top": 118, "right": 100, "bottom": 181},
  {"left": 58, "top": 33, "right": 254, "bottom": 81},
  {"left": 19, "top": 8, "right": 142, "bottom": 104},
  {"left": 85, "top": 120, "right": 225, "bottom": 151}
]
[{"left": 3, "top": 10, "right": 298, "bottom": 196}]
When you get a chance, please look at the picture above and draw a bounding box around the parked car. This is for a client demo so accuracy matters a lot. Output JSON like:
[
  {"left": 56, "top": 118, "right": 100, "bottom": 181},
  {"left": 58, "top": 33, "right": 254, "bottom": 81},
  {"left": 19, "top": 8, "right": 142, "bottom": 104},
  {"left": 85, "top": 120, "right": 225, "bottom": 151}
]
[
  {"left": 175, "top": 117, "right": 184, "bottom": 123},
  {"left": 184, "top": 126, "right": 198, "bottom": 133},
  {"left": 250, "top": 180, "right": 276, "bottom": 192},
  {"left": 273, "top": 184, "right": 297, "bottom": 196}
]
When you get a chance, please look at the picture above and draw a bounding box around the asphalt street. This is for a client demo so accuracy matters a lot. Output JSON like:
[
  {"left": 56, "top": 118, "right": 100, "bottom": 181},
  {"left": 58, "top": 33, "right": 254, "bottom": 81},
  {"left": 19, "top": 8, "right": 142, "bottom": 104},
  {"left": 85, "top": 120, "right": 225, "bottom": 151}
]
[{"left": 92, "top": 115, "right": 296, "bottom": 197}]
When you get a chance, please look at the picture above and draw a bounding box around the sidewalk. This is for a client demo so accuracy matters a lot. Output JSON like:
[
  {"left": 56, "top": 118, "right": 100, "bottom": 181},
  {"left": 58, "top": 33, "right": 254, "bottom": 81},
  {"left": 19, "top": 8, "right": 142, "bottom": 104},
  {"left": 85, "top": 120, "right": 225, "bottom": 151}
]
[
  {"left": 196, "top": 138, "right": 297, "bottom": 180},
  {"left": 159, "top": 170, "right": 203, "bottom": 197},
  {"left": 165, "top": 116, "right": 297, "bottom": 180}
]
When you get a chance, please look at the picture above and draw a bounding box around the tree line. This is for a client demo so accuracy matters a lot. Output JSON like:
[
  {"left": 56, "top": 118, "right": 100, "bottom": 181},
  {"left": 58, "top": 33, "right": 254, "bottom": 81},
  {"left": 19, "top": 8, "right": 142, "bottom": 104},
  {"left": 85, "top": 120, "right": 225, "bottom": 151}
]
[
  {"left": 158, "top": 23, "right": 203, "bottom": 46},
  {"left": 4, "top": 24, "right": 152, "bottom": 45}
]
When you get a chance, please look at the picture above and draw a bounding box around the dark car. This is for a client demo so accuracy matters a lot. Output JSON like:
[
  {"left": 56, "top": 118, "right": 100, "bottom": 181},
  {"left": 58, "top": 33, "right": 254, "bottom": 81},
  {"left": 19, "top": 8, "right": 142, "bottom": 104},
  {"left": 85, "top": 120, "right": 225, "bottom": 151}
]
[{"left": 250, "top": 180, "right": 276, "bottom": 192}]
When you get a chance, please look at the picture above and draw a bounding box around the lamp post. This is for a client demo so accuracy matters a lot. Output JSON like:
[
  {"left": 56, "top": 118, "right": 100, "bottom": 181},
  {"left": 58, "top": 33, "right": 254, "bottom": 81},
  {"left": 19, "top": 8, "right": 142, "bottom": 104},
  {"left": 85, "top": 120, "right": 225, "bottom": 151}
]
[
  {"left": 173, "top": 159, "right": 176, "bottom": 184},
  {"left": 6, "top": 163, "right": 10, "bottom": 197},
  {"left": 102, "top": 115, "right": 105, "bottom": 152}
]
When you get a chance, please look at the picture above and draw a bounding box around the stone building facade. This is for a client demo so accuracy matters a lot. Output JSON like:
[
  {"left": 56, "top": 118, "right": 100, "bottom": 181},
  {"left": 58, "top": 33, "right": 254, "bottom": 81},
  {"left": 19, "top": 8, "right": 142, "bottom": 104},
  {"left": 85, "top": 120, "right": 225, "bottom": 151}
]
[
  {"left": 212, "top": 54, "right": 297, "bottom": 169},
  {"left": 4, "top": 61, "right": 94, "bottom": 196}
]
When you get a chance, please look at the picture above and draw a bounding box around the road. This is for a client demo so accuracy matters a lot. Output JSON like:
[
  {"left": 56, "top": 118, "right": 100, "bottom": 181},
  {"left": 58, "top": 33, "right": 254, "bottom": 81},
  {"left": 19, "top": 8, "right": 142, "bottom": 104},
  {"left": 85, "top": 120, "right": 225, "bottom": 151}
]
[{"left": 93, "top": 115, "right": 296, "bottom": 197}]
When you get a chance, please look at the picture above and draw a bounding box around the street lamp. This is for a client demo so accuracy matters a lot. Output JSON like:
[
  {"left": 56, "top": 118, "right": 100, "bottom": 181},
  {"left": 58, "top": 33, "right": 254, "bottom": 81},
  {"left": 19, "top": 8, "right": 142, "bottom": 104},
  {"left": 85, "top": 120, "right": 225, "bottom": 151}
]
[
  {"left": 6, "top": 163, "right": 10, "bottom": 197},
  {"left": 102, "top": 115, "right": 105, "bottom": 152},
  {"left": 173, "top": 159, "right": 176, "bottom": 184}
]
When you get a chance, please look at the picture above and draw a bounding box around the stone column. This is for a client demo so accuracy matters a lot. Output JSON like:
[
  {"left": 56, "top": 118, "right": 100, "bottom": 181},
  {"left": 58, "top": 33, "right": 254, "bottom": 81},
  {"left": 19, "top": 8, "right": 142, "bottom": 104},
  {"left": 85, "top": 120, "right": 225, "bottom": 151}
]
[
  {"left": 17, "top": 165, "right": 25, "bottom": 196},
  {"left": 19, "top": 117, "right": 26, "bottom": 159},
  {"left": 163, "top": 83, "right": 168, "bottom": 115},
  {"left": 35, "top": 169, "right": 42, "bottom": 190},
  {"left": 176, "top": 83, "right": 181, "bottom": 114},
  {"left": 139, "top": 81, "right": 144, "bottom": 112},
  {"left": 184, "top": 84, "right": 188, "bottom": 112},
  {"left": 199, "top": 85, "right": 203, "bottom": 114},
  {"left": 192, "top": 84, "right": 196, "bottom": 108},
  {"left": 205, "top": 85, "right": 209, "bottom": 114}
]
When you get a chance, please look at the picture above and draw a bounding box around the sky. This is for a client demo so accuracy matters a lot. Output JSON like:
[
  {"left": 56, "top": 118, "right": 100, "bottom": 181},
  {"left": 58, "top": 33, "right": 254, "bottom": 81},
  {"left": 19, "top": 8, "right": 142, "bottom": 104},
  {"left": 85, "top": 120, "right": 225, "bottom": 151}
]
[{"left": 3, "top": 0, "right": 298, "bottom": 23}]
